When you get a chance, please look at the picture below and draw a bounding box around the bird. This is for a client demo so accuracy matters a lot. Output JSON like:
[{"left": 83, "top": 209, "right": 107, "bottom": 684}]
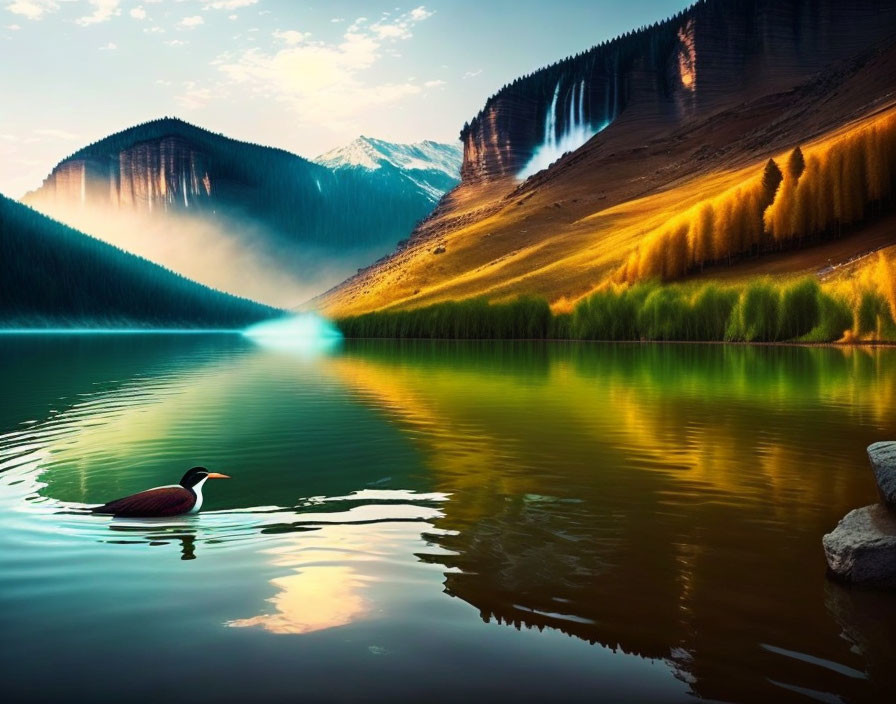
[{"left": 91, "top": 466, "right": 231, "bottom": 518}]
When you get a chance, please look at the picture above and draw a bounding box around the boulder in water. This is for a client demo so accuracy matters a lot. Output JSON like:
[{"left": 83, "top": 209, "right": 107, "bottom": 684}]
[
  {"left": 823, "top": 504, "right": 896, "bottom": 588},
  {"left": 868, "top": 441, "right": 896, "bottom": 511}
]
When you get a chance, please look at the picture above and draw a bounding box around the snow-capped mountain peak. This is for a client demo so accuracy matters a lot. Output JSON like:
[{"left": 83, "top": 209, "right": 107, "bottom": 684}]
[
  {"left": 316, "top": 136, "right": 385, "bottom": 170},
  {"left": 315, "top": 137, "right": 463, "bottom": 202}
]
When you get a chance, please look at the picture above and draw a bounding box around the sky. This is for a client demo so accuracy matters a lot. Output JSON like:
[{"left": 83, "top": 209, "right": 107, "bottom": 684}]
[{"left": 0, "top": 0, "right": 686, "bottom": 197}]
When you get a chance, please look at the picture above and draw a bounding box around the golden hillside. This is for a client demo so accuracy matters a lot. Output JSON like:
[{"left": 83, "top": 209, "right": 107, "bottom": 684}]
[{"left": 318, "top": 46, "right": 896, "bottom": 318}]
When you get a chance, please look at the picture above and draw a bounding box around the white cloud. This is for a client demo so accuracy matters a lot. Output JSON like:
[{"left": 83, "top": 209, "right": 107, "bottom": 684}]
[
  {"left": 273, "top": 29, "right": 307, "bottom": 45},
  {"left": 366, "top": 7, "right": 435, "bottom": 41},
  {"left": 98, "top": 40, "right": 117, "bottom": 50},
  {"left": 76, "top": 0, "right": 120, "bottom": 27},
  {"left": 424, "top": 79, "right": 444, "bottom": 88},
  {"left": 330, "top": 17, "right": 343, "bottom": 24},
  {"left": 164, "top": 38, "right": 187, "bottom": 46},
  {"left": 5, "top": 0, "right": 59, "bottom": 21},
  {"left": 179, "top": 15, "right": 203, "bottom": 28},
  {"left": 7, "top": 22, "right": 20, "bottom": 29},
  {"left": 371, "top": 22, "right": 407, "bottom": 39},
  {"left": 143, "top": 24, "right": 163, "bottom": 33},
  {"left": 463, "top": 68, "right": 482, "bottom": 79},
  {"left": 129, "top": 6, "right": 146, "bottom": 20},
  {"left": 176, "top": 80, "right": 215, "bottom": 110},
  {"left": 217, "top": 7, "right": 435, "bottom": 130},
  {"left": 204, "top": 0, "right": 256, "bottom": 9}
]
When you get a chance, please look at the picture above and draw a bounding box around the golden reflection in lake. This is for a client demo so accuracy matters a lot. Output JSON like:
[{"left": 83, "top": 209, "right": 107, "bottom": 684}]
[
  {"left": 228, "top": 560, "right": 368, "bottom": 635},
  {"left": 320, "top": 341, "right": 896, "bottom": 702},
  {"left": 226, "top": 502, "right": 445, "bottom": 636}
]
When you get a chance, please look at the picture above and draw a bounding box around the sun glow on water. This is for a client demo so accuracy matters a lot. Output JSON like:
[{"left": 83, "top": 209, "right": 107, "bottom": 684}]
[{"left": 242, "top": 314, "right": 343, "bottom": 352}]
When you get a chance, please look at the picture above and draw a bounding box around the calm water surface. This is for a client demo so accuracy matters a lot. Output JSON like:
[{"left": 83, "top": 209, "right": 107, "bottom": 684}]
[{"left": 1, "top": 335, "right": 895, "bottom": 703}]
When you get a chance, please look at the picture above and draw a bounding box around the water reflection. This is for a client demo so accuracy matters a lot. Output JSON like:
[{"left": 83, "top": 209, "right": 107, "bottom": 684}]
[
  {"left": 229, "top": 560, "right": 369, "bottom": 634},
  {"left": 228, "top": 497, "right": 446, "bottom": 634},
  {"left": 325, "top": 341, "right": 896, "bottom": 702},
  {"left": 824, "top": 582, "right": 896, "bottom": 690},
  {"left": 106, "top": 524, "right": 199, "bottom": 560},
  {"left": 1, "top": 336, "right": 895, "bottom": 702}
]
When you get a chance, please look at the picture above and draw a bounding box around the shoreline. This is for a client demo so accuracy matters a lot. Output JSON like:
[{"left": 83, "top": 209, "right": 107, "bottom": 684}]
[
  {"left": 3, "top": 329, "right": 895, "bottom": 347},
  {"left": 338, "top": 337, "right": 896, "bottom": 347},
  {"left": 0, "top": 328, "right": 245, "bottom": 335},
  {"left": 3, "top": 328, "right": 896, "bottom": 347}
]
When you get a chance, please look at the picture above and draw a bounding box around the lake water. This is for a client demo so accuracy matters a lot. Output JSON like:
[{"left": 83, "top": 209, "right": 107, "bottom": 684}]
[{"left": 1, "top": 335, "right": 895, "bottom": 703}]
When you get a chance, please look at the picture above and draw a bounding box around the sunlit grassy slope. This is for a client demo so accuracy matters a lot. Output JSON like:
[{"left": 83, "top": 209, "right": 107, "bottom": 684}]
[{"left": 320, "top": 66, "right": 896, "bottom": 319}]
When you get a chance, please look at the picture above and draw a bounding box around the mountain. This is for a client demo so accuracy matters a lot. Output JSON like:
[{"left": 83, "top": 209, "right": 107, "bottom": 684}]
[
  {"left": 22, "top": 119, "right": 450, "bottom": 308},
  {"left": 0, "top": 195, "right": 279, "bottom": 328},
  {"left": 317, "top": 0, "right": 896, "bottom": 317},
  {"left": 315, "top": 137, "right": 462, "bottom": 203}
]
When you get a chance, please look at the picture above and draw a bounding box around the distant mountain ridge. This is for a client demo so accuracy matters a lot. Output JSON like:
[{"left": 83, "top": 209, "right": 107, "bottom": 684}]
[
  {"left": 0, "top": 195, "right": 279, "bottom": 328},
  {"left": 21, "top": 118, "right": 455, "bottom": 307},
  {"left": 315, "top": 137, "right": 462, "bottom": 202}
]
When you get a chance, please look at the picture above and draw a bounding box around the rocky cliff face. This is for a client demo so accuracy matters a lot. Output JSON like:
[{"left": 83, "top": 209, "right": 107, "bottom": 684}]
[
  {"left": 28, "top": 135, "right": 213, "bottom": 214},
  {"left": 460, "top": 0, "right": 896, "bottom": 182}
]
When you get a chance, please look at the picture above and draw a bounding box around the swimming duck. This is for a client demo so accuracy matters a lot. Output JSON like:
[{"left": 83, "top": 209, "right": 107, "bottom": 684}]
[{"left": 91, "top": 466, "right": 230, "bottom": 517}]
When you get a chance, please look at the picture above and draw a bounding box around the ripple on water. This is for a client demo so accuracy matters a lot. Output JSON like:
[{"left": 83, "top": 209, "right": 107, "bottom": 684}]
[
  {"left": 2, "top": 338, "right": 895, "bottom": 703},
  {"left": 0, "top": 365, "right": 449, "bottom": 564}
]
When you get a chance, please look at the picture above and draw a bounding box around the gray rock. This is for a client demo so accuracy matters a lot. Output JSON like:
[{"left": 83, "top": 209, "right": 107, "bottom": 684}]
[
  {"left": 823, "top": 504, "right": 896, "bottom": 588},
  {"left": 867, "top": 441, "right": 896, "bottom": 510}
]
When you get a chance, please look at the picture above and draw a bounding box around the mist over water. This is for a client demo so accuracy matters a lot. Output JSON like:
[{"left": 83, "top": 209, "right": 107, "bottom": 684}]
[
  {"left": 21, "top": 201, "right": 393, "bottom": 309},
  {"left": 243, "top": 314, "right": 343, "bottom": 352}
]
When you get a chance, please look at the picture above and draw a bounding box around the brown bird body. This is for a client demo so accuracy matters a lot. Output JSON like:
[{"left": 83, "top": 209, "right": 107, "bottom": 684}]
[
  {"left": 92, "top": 485, "right": 197, "bottom": 517},
  {"left": 92, "top": 467, "right": 230, "bottom": 518}
]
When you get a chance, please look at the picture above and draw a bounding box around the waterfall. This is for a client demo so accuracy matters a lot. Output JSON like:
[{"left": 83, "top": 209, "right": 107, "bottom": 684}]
[
  {"left": 543, "top": 81, "right": 561, "bottom": 151},
  {"left": 578, "top": 79, "right": 584, "bottom": 127},
  {"left": 518, "top": 77, "right": 610, "bottom": 180}
]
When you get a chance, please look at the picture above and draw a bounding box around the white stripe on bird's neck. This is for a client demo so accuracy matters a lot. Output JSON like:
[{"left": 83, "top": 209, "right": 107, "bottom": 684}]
[{"left": 188, "top": 476, "right": 209, "bottom": 514}]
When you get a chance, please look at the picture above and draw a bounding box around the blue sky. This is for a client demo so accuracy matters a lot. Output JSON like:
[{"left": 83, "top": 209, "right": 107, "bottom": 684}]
[{"left": 0, "top": 0, "right": 686, "bottom": 196}]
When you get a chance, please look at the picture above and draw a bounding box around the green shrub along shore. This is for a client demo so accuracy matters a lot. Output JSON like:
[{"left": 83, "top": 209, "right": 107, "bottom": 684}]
[{"left": 336, "top": 278, "right": 896, "bottom": 343}]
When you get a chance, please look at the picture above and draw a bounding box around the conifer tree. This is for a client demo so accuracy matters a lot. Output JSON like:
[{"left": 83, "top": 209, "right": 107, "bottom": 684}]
[
  {"left": 761, "top": 158, "right": 783, "bottom": 206},
  {"left": 787, "top": 146, "right": 805, "bottom": 181}
]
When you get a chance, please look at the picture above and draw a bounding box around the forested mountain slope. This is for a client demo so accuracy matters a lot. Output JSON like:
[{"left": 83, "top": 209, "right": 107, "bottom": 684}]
[{"left": 1, "top": 195, "right": 280, "bottom": 328}]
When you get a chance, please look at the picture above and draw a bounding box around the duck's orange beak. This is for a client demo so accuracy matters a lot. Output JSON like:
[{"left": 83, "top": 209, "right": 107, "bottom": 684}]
[{"left": 207, "top": 472, "right": 231, "bottom": 479}]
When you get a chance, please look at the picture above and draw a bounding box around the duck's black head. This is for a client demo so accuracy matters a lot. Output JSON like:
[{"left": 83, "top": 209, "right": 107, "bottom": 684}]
[{"left": 179, "top": 466, "right": 231, "bottom": 488}]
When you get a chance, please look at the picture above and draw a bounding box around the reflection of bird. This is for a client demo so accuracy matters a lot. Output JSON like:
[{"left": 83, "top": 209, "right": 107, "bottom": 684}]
[
  {"left": 92, "top": 467, "right": 230, "bottom": 517},
  {"left": 174, "top": 533, "right": 197, "bottom": 560}
]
